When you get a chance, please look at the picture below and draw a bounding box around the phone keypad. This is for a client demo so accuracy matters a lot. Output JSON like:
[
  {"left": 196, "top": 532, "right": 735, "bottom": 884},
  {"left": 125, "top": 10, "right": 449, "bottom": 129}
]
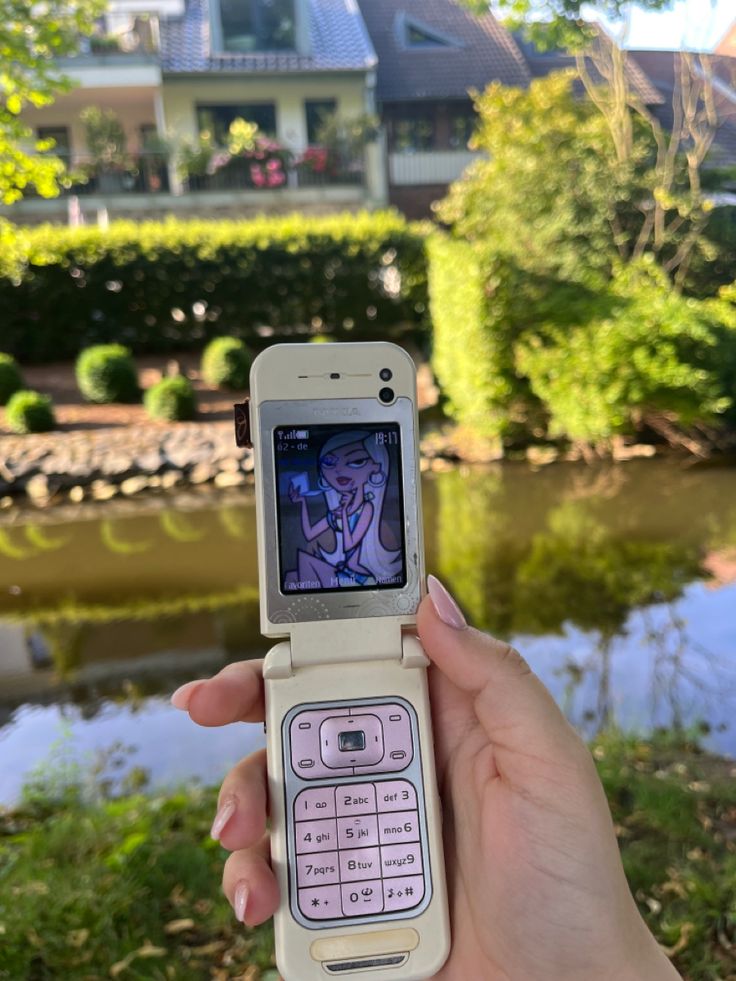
[{"left": 294, "top": 779, "right": 425, "bottom": 920}]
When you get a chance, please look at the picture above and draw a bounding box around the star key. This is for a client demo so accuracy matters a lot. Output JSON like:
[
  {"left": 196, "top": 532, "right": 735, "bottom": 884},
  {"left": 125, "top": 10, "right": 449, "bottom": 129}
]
[{"left": 311, "top": 898, "right": 320, "bottom": 907}]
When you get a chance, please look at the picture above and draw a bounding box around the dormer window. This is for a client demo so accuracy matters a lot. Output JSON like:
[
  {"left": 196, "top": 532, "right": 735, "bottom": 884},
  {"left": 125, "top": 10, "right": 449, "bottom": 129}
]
[
  {"left": 218, "top": 0, "right": 295, "bottom": 52},
  {"left": 397, "top": 14, "right": 461, "bottom": 50}
]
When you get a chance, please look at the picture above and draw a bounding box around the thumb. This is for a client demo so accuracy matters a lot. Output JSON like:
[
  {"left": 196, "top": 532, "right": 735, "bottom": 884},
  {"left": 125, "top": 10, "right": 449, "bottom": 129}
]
[{"left": 418, "top": 576, "right": 583, "bottom": 762}]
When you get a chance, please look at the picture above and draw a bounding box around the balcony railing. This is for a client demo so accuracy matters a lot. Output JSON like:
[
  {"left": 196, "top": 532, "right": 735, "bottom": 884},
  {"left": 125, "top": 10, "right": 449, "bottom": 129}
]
[
  {"left": 20, "top": 148, "right": 365, "bottom": 200},
  {"left": 70, "top": 14, "right": 160, "bottom": 58}
]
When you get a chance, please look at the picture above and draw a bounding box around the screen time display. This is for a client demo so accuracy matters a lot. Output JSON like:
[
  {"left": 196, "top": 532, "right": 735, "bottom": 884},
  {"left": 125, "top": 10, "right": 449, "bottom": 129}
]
[{"left": 273, "top": 423, "right": 406, "bottom": 594}]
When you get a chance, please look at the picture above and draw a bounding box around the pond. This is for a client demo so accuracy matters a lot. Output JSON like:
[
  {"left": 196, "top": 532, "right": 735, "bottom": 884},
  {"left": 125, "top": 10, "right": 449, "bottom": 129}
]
[{"left": 1, "top": 459, "right": 735, "bottom": 806}]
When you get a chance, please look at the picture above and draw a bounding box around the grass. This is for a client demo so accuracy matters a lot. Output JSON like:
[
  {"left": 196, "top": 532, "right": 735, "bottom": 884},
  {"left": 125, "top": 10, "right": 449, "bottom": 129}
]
[{"left": 0, "top": 731, "right": 734, "bottom": 980}]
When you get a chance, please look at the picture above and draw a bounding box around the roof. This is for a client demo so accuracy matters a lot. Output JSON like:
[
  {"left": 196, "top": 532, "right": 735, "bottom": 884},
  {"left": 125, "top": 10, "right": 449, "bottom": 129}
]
[
  {"left": 716, "top": 21, "right": 736, "bottom": 57},
  {"left": 629, "top": 50, "right": 736, "bottom": 167},
  {"left": 516, "top": 31, "right": 664, "bottom": 106},
  {"left": 160, "top": 0, "right": 377, "bottom": 74},
  {"left": 356, "top": 0, "right": 530, "bottom": 102}
]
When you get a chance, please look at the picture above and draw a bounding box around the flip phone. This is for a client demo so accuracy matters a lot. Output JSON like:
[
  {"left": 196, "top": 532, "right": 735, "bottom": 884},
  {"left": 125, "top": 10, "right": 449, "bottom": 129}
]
[{"left": 245, "top": 342, "right": 450, "bottom": 980}]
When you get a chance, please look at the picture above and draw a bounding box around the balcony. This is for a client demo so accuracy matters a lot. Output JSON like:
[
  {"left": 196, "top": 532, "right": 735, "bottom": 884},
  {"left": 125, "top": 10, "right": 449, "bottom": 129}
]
[
  {"left": 58, "top": 15, "right": 162, "bottom": 88},
  {"left": 2, "top": 148, "right": 370, "bottom": 224}
]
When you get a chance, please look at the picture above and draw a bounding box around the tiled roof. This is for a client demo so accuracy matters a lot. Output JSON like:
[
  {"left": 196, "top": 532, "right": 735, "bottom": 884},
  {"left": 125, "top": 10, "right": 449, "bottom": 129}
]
[
  {"left": 517, "top": 32, "right": 664, "bottom": 107},
  {"left": 160, "top": 0, "right": 377, "bottom": 74},
  {"left": 629, "top": 50, "right": 736, "bottom": 168},
  {"left": 356, "top": 0, "right": 530, "bottom": 102}
]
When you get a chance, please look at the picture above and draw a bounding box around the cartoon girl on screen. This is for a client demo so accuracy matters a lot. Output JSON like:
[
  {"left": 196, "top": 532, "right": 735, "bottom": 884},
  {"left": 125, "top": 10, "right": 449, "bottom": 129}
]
[{"left": 285, "top": 430, "right": 403, "bottom": 589}]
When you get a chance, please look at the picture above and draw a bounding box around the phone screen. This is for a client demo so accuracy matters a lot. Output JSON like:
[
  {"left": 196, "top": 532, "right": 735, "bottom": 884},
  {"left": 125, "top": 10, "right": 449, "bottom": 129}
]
[{"left": 273, "top": 423, "right": 406, "bottom": 593}]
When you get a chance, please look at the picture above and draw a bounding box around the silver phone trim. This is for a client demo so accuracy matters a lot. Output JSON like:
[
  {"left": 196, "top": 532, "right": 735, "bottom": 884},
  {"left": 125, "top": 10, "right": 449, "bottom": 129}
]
[
  {"left": 282, "top": 695, "right": 433, "bottom": 931},
  {"left": 259, "top": 398, "right": 422, "bottom": 625}
]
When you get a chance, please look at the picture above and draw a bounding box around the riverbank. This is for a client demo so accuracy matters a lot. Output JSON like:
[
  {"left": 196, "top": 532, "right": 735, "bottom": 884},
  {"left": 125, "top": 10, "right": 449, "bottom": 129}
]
[{"left": 1, "top": 730, "right": 733, "bottom": 980}]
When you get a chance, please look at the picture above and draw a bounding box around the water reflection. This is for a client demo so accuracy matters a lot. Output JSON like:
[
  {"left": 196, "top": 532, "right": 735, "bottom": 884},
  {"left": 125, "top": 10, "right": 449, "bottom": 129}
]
[{"left": 1, "top": 461, "right": 735, "bottom": 804}]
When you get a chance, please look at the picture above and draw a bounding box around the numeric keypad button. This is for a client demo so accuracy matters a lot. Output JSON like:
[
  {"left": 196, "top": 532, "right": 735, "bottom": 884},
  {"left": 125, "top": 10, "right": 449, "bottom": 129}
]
[
  {"left": 294, "top": 786, "right": 336, "bottom": 821},
  {"left": 335, "top": 783, "right": 376, "bottom": 816},
  {"left": 339, "top": 846, "right": 381, "bottom": 882},
  {"left": 299, "top": 884, "right": 341, "bottom": 919},
  {"left": 378, "top": 809, "right": 420, "bottom": 845},
  {"left": 341, "top": 880, "right": 384, "bottom": 916},
  {"left": 376, "top": 780, "right": 417, "bottom": 812},
  {"left": 297, "top": 852, "right": 339, "bottom": 887},
  {"left": 383, "top": 875, "right": 424, "bottom": 912},
  {"left": 380, "top": 842, "right": 422, "bottom": 877},
  {"left": 295, "top": 818, "right": 338, "bottom": 854},
  {"left": 337, "top": 814, "right": 379, "bottom": 849}
]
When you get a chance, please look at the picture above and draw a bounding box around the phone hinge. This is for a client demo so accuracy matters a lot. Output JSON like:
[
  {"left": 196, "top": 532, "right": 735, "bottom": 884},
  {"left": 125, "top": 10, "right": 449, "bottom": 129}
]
[{"left": 263, "top": 623, "right": 426, "bottom": 678}]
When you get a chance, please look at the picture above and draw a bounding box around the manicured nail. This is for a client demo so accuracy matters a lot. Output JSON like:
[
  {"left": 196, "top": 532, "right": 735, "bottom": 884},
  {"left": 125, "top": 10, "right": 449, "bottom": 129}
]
[
  {"left": 234, "top": 880, "right": 249, "bottom": 923},
  {"left": 211, "top": 797, "right": 237, "bottom": 841},
  {"left": 170, "top": 680, "right": 201, "bottom": 710},
  {"left": 427, "top": 575, "right": 467, "bottom": 629}
]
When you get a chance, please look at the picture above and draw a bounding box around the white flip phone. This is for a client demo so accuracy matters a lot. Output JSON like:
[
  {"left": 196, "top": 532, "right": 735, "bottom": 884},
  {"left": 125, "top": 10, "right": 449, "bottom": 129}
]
[{"left": 244, "top": 342, "right": 450, "bottom": 980}]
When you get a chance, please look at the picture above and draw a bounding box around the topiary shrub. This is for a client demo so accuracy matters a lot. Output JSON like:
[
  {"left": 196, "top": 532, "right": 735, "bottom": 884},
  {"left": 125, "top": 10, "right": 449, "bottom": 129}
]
[
  {"left": 201, "top": 337, "right": 251, "bottom": 391},
  {"left": 0, "top": 353, "right": 24, "bottom": 405},
  {"left": 144, "top": 375, "right": 197, "bottom": 421},
  {"left": 5, "top": 390, "right": 56, "bottom": 433},
  {"left": 76, "top": 344, "right": 139, "bottom": 404}
]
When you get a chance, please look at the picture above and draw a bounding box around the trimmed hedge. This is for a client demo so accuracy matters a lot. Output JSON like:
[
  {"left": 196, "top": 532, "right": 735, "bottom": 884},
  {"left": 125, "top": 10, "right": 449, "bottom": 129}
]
[
  {"left": 5, "top": 390, "right": 56, "bottom": 433},
  {"left": 0, "top": 353, "right": 23, "bottom": 405},
  {"left": 201, "top": 337, "right": 251, "bottom": 390},
  {"left": 75, "top": 344, "right": 140, "bottom": 404},
  {"left": 0, "top": 213, "right": 429, "bottom": 363},
  {"left": 144, "top": 375, "right": 197, "bottom": 421}
]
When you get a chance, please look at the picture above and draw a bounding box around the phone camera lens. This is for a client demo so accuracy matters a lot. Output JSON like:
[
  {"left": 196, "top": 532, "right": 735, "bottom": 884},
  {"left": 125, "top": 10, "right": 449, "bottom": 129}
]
[
  {"left": 379, "top": 368, "right": 392, "bottom": 381},
  {"left": 379, "top": 387, "right": 395, "bottom": 404}
]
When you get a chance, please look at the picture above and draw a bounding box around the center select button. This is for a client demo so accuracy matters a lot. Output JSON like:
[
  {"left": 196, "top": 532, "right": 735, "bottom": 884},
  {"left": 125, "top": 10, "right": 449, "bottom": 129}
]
[{"left": 320, "top": 714, "right": 384, "bottom": 769}]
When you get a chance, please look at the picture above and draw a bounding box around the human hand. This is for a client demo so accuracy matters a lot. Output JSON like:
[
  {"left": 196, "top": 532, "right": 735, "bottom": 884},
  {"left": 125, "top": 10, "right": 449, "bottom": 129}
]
[
  {"left": 171, "top": 576, "right": 680, "bottom": 981},
  {"left": 288, "top": 483, "right": 304, "bottom": 504}
]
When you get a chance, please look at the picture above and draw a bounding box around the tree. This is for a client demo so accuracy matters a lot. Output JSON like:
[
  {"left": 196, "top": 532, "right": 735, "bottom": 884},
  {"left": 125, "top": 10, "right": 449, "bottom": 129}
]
[{"left": 0, "top": 0, "right": 103, "bottom": 204}]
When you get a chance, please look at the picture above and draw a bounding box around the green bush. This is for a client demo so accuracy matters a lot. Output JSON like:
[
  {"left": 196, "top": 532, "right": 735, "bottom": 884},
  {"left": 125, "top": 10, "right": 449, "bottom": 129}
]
[
  {"left": 144, "top": 375, "right": 197, "bottom": 421},
  {"left": 516, "top": 260, "right": 732, "bottom": 444},
  {"left": 0, "top": 213, "right": 429, "bottom": 362},
  {"left": 0, "top": 353, "right": 23, "bottom": 405},
  {"left": 201, "top": 337, "right": 251, "bottom": 390},
  {"left": 5, "top": 390, "right": 56, "bottom": 433},
  {"left": 75, "top": 344, "right": 139, "bottom": 404},
  {"left": 428, "top": 234, "right": 515, "bottom": 442}
]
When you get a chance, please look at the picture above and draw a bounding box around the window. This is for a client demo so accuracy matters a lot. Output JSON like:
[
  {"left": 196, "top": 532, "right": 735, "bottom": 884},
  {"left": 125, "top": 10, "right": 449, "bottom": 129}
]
[
  {"left": 37, "top": 126, "right": 71, "bottom": 160},
  {"left": 219, "top": 0, "right": 295, "bottom": 52},
  {"left": 448, "top": 108, "right": 476, "bottom": 149},
  {"left": 305, "top": 99, "right": 336, "bottom": 144},
  {"left": 389, "top": 114, "right": 435, "bottom": 153},
  {"left": 197, "top": 104, "right": 277, "bottom": 143},
  {"left": 406, "top": 24, "right": 449, "bottom": 47}
]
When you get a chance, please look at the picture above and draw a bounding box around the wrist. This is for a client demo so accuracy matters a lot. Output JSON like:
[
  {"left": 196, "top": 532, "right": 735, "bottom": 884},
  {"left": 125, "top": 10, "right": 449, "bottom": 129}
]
[{"left": 615, "top": 929, "right": 681, "bottom": 981}]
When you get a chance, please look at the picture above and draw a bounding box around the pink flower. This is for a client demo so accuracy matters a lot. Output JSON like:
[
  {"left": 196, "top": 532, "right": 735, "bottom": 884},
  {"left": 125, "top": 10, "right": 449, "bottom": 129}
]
[{"left": 250, "top": 164, "right": 266, "bottom": 187}]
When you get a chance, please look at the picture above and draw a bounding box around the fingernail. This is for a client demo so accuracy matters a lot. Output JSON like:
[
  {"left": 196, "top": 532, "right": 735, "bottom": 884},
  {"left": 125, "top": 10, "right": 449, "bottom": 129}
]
[
  {"left": 427, "top": 574, "right": 467, "bottom": 629},
  {"left": 211, "top": 796, "right": 237, "bottom": 841},
  {"left": 170, "top": 680, "right": 201, "bottom": 710},
  {"left": 234, "top": 880, "right": 249, "bottom": 923}
]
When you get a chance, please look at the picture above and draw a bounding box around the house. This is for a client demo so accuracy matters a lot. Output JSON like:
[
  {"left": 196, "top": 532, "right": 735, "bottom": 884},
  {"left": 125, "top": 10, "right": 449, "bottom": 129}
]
[
  {"left": 357, "top": 0, "right": 530, "bottom": 216},
  {"left": 9, "top": 0, "right": 385, "bottom": 223},
  {"left": 8, "top": 0, "right": 535, "bottom": 223},
  {"left": 716, "top": 19, "right": 736, "bottom": 57}
]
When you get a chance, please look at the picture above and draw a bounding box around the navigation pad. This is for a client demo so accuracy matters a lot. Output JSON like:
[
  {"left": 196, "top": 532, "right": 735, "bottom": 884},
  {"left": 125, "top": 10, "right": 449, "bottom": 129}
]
[{"left": 293, "top": 780, "right": 424, "bottom": 920}]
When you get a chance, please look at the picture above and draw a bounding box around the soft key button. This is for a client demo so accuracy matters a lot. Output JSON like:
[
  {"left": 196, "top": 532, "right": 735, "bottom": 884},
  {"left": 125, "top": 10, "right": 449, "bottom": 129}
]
[
  {"left": 295, "top": 818, "right": 338, "bottom": 854},
  {"left": 290, "top": 708, "right": 351, "bottom": 780},
  {"left": 354, "top": 703, "right": 413, "bottom": 775},
  {"left": 376, "top": 780, "right": 417, "bottom": 813},
  {"left": 320, "top": 714, "right": 384, "bottom": 768},
  {"left": 294, "top": 786, "right": 336, "bottom": 821}
]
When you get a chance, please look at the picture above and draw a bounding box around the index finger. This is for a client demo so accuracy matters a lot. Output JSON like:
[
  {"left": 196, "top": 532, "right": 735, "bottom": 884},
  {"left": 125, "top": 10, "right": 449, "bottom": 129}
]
[{"left": 171, "top": 658, "right": 265, "bottom": 727}]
